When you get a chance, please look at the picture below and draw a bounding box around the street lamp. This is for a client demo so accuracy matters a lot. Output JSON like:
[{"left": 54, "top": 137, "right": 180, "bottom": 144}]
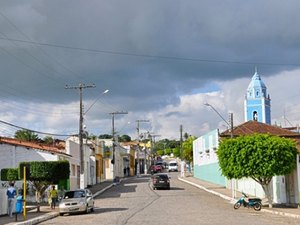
[
  {"left": 204, "top": 103, "right": 233, "bottom": 138},
  {"left": 85, "top": 89, "right": 109, "bottom": 114},
  {"left": 204, "top": 102, "right": 235, "bottom": 199}
]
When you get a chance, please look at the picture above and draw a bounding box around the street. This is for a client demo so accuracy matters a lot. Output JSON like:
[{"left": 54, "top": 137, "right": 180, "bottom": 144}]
[{"left": 40, "top": 173, "right": 299, "bottom": 225}]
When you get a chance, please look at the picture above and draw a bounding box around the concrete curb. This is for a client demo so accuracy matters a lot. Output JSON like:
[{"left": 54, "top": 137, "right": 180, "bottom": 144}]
[
  {"left": 178, "top": 177, "right": 233, "bottom": 202},
  {"left": 178, "top": 177, "right": 300, "bottom": 219},
  {"left": 6, "top": 212, "right": 59, "bottom": 225},
  {"left": 261, "top": 208, "right": 300, "bottom": 219},
  {"left": 93, "top": 184, "right": 114, "bottom": 198}
]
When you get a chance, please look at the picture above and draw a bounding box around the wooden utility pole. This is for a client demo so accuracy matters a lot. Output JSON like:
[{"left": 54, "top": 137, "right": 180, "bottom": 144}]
[{"left": 65, "top": 83, "right": 95, "bottom": 189}]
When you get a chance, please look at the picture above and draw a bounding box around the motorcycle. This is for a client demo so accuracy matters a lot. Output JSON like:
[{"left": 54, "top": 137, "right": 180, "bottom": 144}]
[{"left": 234, "top": 192, "right": 262, "bottom": 211}]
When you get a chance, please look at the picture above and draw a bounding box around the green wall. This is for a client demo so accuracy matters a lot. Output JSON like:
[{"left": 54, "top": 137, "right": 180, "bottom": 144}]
[{"left": 194, "top": 162, "right": 226, "bottom": 186}]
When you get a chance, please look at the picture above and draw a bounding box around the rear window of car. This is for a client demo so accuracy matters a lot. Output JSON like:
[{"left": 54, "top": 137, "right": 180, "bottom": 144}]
[
  {"left": 169, "top": 163, "right": 177, "bottom": 166},
  {"left": 154, "top": 174, "right": 168, "bottom": 179}
]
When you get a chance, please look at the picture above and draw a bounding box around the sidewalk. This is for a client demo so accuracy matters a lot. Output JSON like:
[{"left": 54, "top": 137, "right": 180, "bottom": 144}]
[
  {"left": 178, "top": 175, "right": 300, "bottom": 219},
  {"left": 1, "top": 180, "right": 113, "bottom": 225}
]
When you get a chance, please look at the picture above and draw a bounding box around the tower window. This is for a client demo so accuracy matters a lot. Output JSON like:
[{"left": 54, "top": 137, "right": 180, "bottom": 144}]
[{"left": 253, "top": 111, "right": 258, "bottom": 121}]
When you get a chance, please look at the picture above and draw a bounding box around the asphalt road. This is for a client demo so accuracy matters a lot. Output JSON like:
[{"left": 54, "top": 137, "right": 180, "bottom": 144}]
[{"left": 39, "top": 173, "right": 299, "bottom": 225}]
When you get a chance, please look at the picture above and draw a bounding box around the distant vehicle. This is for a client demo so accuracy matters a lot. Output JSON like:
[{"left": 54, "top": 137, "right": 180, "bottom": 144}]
[
  {"left": 150, "top": 164, "right": 163, "bottom": 174},
  {"left": 152, "top": 173, "right": 170, "bottom": 190},
  {"left": 155, "top": 160, "right": 167, "bottom": 169},
  {"left": 59, "top": 189, "right": 94, "bottom": 216},
  {"left": 168, "top": 161, "right": 178, "bottom": 172}
]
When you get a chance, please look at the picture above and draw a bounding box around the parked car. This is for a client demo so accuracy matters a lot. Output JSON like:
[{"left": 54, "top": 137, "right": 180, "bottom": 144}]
[
  {"left": 152, "top": 173, "right": 170, "bottom": 190},
  {"left": 59, "top": 189, "right": 94, "bottom": 216},
  {"left": 150, "top": 164, "right": 163, "bottom": 174},
  {"left": 168, "top": 161, "right": 178, "bottom": 172}
]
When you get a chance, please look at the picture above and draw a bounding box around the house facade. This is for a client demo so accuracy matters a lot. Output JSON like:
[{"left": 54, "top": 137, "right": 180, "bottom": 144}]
[
  {"left": 193, "top": 129, "right": 226, "bottom": 186},
  {"left": 0, "top": 137, "right": 70, "bottom": 215}
]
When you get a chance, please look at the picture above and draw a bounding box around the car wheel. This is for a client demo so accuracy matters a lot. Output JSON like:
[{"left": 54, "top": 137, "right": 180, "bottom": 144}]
[
  {"left": 85, "top": 205, "right": 89, "bottom": 214},
  {"left": 59, "top": 213, "right": 64, "bottom": 216}
]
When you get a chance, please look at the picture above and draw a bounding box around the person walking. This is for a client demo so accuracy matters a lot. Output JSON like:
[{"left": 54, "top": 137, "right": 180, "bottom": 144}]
[
  {"left": 6, "top": 182, "right": 16, "bottom": 217},
  {"left": 49, "top": 185, "right": 58, "bottom": 209}
]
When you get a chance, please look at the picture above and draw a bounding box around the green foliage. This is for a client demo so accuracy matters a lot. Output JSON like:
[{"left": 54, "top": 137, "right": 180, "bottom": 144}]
[
  {"left": 0, "top": 168, "right": 19, "bottom": 181},
  {"left": 98, "top": 134, "right": 113, "bottom": 139},
  {"left": 182, "top": 136, "right": 196, "bottom": 163},
  {"left": 156, "top": 149, "right": 164, "bottom": 156},
  {"left": 217, "top": 134, "right": 298, "bottom": 184},
  {"left": 173, "top": 147, "right": 181, "bottom": 158},
  {"left": 118, "top": 134, "right": 131, "bottom": 142},
  {"left": 14, "top": 129, "right": 40, "bottom": 142},
  {"left": 19, "top": 161, "right": 70, "bottom": 183},
  {"left": 43, "top": 136, "right": 54, "bottom": 144}
]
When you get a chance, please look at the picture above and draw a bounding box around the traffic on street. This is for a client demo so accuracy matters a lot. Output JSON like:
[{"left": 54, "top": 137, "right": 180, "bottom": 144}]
[{"left": 39, "top": 174, "right": 299, "bottom": 225}]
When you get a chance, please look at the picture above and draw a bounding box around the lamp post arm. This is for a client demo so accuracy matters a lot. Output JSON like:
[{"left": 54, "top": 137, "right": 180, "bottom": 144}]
[{"left": 204, "top": 103, "right": 230, "bottom": 127}]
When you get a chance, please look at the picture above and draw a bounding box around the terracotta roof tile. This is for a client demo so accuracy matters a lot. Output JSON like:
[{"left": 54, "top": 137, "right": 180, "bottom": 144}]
[
  {"left": 0, "top": 137, "right": 70, "bottom": 156},
  {"left": 220, "top": 120, "right": 300, "bottom": 137}
]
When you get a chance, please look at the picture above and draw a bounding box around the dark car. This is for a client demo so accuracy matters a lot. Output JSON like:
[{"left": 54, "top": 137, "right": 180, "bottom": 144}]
[
  {"left": 152, "top": 173, "right": 170, "bottom": 190},
  {"left": 149, "top": 164, "right": 163, "bottom": 174}
]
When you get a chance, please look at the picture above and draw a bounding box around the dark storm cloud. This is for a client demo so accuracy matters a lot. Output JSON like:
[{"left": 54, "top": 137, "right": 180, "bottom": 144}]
[{"left": 0, "top": 0, "right": 300, "bottom": 113}]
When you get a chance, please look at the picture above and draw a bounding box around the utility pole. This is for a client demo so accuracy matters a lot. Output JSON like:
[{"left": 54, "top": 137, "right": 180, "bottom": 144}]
[
  {"left": 180, "top": 125, "right": 183, "bottom": 160},
  {"left": 110, "top": 111, "right": 128, "bottom": 180},
  {"left": 66, "top": 83, "right": 95, "bottom": 189},
  {"left": 148, "top": 134, "right": 160, "bottom": 164},
  {"left": 136, "top": 119, "right": 150, "bottom": 177}
]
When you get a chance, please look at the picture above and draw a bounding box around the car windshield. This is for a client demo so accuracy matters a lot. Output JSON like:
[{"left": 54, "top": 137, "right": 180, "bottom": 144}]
[
  {"left": 169, "top": 163, "right": 177, "bottom": 166},
  {"left": 64, "top": 190, "right": 85, "bottom": 199}
]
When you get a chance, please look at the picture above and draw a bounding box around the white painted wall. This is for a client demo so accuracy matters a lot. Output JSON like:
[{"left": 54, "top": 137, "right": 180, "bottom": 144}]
[{"left": 0, "top": 143, "right": 59, "bottom": 215}]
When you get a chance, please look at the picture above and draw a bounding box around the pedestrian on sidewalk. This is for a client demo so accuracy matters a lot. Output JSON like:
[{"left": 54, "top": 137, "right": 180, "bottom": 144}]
[
  {"left": 49, "top": 185, "right": 58, "bottom": 209},
  {"left": 6, "top": 182, "right": 16, "bottom": 217}
]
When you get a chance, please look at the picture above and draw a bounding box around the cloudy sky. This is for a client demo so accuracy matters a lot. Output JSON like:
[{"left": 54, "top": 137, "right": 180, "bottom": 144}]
[{"left": 0, "top": 0, "right": 300, "bottom": 140}]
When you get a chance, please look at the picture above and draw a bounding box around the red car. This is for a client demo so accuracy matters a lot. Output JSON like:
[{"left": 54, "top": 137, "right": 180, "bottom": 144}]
[{"left": 150, "top": 164, "right": 162, "bottom": 174}]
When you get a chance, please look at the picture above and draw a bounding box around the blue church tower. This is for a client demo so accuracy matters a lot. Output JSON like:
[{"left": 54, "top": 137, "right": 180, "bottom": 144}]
[{"left": 244, "top": 70, "right": 271, "bottom": 124}]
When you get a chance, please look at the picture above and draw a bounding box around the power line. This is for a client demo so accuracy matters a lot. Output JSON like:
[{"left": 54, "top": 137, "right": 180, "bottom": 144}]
[
  {"left": 0, "top": 119, "right": 75, "bottom": 137},
  {"left": 0, "top": 36, "right": 299, "bottom": 67},
  {"left": 0, "top": 10, "right": 84, "bottom": 83}
]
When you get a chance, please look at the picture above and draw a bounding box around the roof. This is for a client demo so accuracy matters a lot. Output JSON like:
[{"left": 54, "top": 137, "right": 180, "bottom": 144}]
[
  {"left": 220, "top": 121, "right": 300, "bottom": 153},
  {"left": 0, "top": 137, "right": 70, "bottom": 157},
  {"left": 247, "top": 72, "right": 266, "bottom": 90},
  {"left": 220, "top": 120, "right": 300, "bottom": 138}
]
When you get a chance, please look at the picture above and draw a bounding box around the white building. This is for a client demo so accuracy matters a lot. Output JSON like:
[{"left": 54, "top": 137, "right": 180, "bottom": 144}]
[{"left": 0, "top": 137, "right": 70, "bottom": 215}]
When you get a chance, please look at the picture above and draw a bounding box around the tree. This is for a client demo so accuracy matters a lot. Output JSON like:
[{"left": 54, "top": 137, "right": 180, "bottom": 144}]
[
  {"left": 43, "top": 136, "right": 54, "bottom": 145},
  {"left": 98, "top": 134, "right": 113, "bottom": 139},
  {"left": 1, "top": 161, "right": 70, "bottom": 212},
  {"left": 14, "top": 129, "right": 40, "bottom": 142},
  {"left": 173, "top": 147, "right": 181, "bottom": 158},
  {"left": 217, "top": 134, "right": 297, "bottom": 208},
  {"left": 182, "top": 136, "right": 196, "bottom": 163},
  {"left": 118, "top": 134, "right": 131, "bottom": 142}
]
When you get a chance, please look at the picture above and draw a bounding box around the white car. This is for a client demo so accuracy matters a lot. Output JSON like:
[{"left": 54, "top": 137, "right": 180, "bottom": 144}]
[
  {"left": 168, "top": 161, "right": 178, "bottom": 172},
  {"left": 59, "top": 189, "right": 94, "bottom": 216}
]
